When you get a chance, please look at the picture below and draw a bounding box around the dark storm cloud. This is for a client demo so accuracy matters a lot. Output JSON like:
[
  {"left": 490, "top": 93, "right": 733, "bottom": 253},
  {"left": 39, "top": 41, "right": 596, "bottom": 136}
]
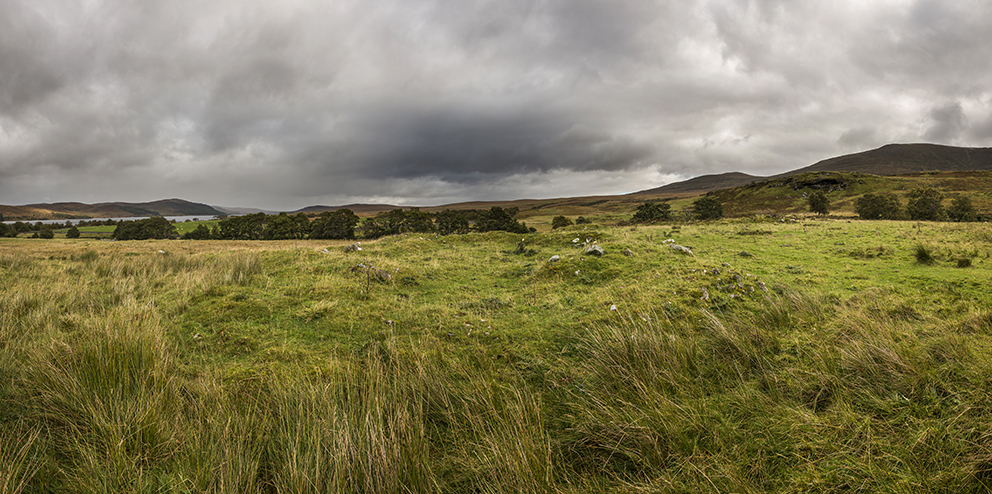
[
  {"left": 338, "top": 106, "right": 654, "bottom": 182},
  {"left": 2, "top": 0, "right": 992, "bottom": 210}
]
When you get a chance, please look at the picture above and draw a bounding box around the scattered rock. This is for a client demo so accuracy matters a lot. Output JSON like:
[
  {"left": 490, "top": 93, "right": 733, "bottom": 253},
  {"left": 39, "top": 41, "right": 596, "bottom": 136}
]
[
  {"left": 669, "top": 244, "right": 693, "bottom": 256},
  {"left": 343, "top": 242, "right": 362, "bottom": 253},
  {"left": 549, "top": 255, "right": 561, "bottom": 263},
  {"left": 609, "top": 304, "right": 618, "bottom": 311},
  {"left": 623, "top": 248, "right": 634, "bottom": 257},
  {"left": 584, "top": 244, "right": 606, "bottom": 256},
  {"left": 700, "top": 288, "right": 710, "bottom": 301}
]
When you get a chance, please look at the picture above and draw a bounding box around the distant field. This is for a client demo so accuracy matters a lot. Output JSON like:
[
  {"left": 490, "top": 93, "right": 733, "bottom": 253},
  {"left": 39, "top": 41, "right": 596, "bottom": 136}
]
[{"left": 2, "top": 218, "right": 992, "bottom": 492}]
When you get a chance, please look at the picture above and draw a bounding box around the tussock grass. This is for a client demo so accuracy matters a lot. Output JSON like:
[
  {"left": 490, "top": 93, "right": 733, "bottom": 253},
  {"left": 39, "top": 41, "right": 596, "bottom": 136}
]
[{"left": 2, "top": 220, "right": 992, "bottom": 492}]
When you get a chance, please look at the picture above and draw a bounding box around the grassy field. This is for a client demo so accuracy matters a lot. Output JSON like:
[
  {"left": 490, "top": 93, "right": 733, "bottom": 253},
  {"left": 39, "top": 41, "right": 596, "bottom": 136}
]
[{"left": 2, "top": 217, "right": 992, "bottom": 492}]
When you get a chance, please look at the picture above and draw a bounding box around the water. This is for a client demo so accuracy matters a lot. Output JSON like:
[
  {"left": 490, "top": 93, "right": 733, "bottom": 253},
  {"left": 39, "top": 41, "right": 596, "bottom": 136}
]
[{"left": 3, "top": 215, "right": 223, "bottom": 226}]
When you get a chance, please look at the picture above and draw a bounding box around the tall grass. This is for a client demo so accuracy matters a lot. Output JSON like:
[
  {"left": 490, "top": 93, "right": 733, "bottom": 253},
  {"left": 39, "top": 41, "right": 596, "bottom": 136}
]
[{"left": 3, "top": 224, "right": 992, "bottom": 492}]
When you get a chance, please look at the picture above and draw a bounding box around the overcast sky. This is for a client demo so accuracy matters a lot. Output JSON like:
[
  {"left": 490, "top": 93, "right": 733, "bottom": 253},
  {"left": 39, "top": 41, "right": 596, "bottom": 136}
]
[{"left": 2, "top": 0, "right": 991, "bottom": 210}]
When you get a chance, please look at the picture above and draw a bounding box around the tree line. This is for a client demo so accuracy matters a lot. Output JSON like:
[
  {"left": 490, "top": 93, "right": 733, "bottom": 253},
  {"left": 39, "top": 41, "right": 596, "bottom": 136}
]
[
  {"left": 176, "top": 206, "right": 532, "bottom": 241},
  {"left": 852, "top": 188, "right": 981, "bottom": 221},
  {"left": 628, "top": 196, "right": 724, "bottom": 224}
]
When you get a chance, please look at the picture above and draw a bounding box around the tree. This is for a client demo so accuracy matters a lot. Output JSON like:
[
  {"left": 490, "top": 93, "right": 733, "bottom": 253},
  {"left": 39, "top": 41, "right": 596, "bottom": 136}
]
[
  {"left": 946, "top": 195, "right": 978, "bottom": 222},
  {"left": 854, "top": 193, "right": 902, "bottom": 220},
  {"left": 906, "top": 187, "right": 945, "bottom": 221},
  {"left": 311, "top": 209, "right": 360, "bottom": 239},
  {"left": 692, "top": 196, "right": 723, "bottom": 220},
  {"left": 435, "top": 210, "right": 470, "bottom": 235},
  {"left": 474, "top": 206, "right": 529, "bottom": 234},
  {"left": 632, "top": 202, "right": 671, "bottom": 223},
  {"left": 807, "top": 191, "right": 829, "bottom": 215},
  {"left": 39, "top": 227, "right": 55, "bottom": 239},
  {"left": 113, "top": 217, "right": 177, "bottom": 240},
  {"left": 181, "top": 224, "right": 213, "bottom": 240},
  {"left": 66, "top": 226, "right": 81, "bottom": 238},
  {"left": 551, "top": 216, "right": 573, "bottom": 229}
]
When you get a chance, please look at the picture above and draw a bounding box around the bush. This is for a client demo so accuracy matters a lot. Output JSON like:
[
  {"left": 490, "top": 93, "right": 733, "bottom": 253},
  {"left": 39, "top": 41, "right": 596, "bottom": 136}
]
[
  {"left": 692, "top": 196, "right": 723, "bottom": 220},
  {"left": 855, "top": 193, "right": 902, "bottom": 220},
  {"left": 435, "top": 210, "right": 470, "bottom": 235},
  {"left": 181, "top": 224, "right": 213, "bottom": 240},
  {"left": 914, "top": 244, "right": 936, "bottom": 265},
  {"left": 551, "top": 216, "right": 573, "bottom": 230},
  {"left": 632, "top": 202, "right": 671, "bottom": 223},
  {"left": 311, "top": 209, "right": 360, "bottom": 239},
  {"left": 66, "top": 226, "right": 81, "bottom": 239},
  {"left": 906, "top": 187, "right": 945, "bottom": 221},
  {"left": 575, "top": 216, "right": 592, "bottom": 225},
  {"left": 947, "top": 196, "right": 978, "bottom": 222},
  {"left": 474, "top": 207, "right": 529, "bottom": 234},
  {"left": 807, "top": 191, "right": 829, "bottom": 215},
  {"left": 113, "top": 217, "right": 177, "bottom": 240}
]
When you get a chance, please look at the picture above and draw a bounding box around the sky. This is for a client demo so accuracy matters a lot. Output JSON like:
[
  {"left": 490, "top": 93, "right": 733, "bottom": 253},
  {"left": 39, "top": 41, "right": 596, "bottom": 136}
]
[{"left": 2, "top": 0, "right": 991, "bottom": 211}]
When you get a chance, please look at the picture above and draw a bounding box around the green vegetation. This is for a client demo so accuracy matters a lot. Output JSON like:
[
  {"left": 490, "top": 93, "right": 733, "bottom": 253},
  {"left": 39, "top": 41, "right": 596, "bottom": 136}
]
[
  {"left": 692, "top": 196, "right": 723, "bottom": 220},
  {"left": 855, "top": 192, "right": 903, "bottom": 220},
  {"left": 807, "top": 190, "right": 829, "bottom": 215},
  {"left": 3, "top": 216, "right": 992, "bottom": 492},
  {"left": 631, "top": 201, "right": 671, "bottom": 223},
  {"left": 551, "top": 215, "right": 574, "bottom": 230},
  {"left": 907, "top": 187, "right": 946, "bottom": 221}
]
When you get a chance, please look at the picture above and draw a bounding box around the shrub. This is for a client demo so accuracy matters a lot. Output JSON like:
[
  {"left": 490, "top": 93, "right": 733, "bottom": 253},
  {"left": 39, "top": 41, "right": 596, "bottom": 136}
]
[
  {"left": 914, "top": 244, "right": 936, "bottom": 265},
  {"left": 551, "top": 216, "right": 573, "bottom": 230},
  {"left": 855, "top": 193, "right": 902, "bottom": 220},
  {"left": 807, "top": 191, "right": 829, "bottom": 215},
  {"left": 66, "top": 226, "right": 81, "bottom": 239},
  {"left": 947, "top": 196, "right": 979, "bottom": 222},
  {"left": 692, "top": 196, "right": 723, "bottom": 220},
  {"left": 906, "top": 187, "right": 945, "bottom": 221},
  {"left": 632, "top": 202, "right": 671, "bottom": 223}
]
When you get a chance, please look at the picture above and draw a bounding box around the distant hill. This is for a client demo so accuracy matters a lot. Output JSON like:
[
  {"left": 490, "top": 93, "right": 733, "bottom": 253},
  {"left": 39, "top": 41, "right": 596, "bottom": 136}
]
[
  {"left": 634, "top": 143, "right": 992, "bottom": 196},
  {"left": 786, "top": 143, "right": 992, "bottom": 176},
  {"left": 0, "top": 199, "right": 223, "bottom": 221},
  {"left": 293, "top": 204, "right": 406, "bottom": 215},
  {"left": 632, "top": 172, "right": 763, "bottom": 196}
]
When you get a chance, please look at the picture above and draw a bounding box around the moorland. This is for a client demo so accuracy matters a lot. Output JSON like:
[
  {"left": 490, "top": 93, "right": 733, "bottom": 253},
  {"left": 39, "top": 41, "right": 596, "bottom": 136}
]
[{"left": 3, "top": 211, "right": 992, "bottom": 492}]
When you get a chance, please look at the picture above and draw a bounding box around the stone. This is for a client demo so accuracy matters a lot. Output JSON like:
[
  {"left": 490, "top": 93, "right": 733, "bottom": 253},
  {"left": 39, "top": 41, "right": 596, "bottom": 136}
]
[
  {"left": 623, "top": 248, "right": 634, "bottom": 257},
  {"left": 669, "top": 244, "right": 693, "bottom": 256},
  {"left": 584, "top": 244, "right": 605, "bottom": 256},
  {"left": 549, "top": 255, "right": 561, "bottom": 262},
  {"left": 343, "top": 242, "right": 362, "bottom": 253}
]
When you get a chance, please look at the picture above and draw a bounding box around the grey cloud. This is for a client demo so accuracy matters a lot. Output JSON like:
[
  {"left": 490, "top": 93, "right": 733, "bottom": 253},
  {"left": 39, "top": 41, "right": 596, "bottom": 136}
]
[
  {"left": 0, "top": 2, "right": 66, "bottom": 114},
  {"left": 2, "top": 0, "right": 992, "bottom": 210},
  {"left": 838, "top": 127, "right": 879, "bottom": 150},
  {"left": 924, "top": 101, "right": 967, "bottom": 142},
  {"left": 304, "top": 106, "right": 654, "bottom": 184}
]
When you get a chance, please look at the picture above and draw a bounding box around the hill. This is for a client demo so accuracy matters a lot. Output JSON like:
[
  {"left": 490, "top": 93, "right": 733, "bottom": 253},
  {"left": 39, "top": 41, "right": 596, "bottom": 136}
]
[
  {"left": 787, "top": 143, "right": 992, "bottom": 176},
  {"left": 0, "top": 199, "right": 223, "bottom": 221},
  {"left": 708, "top": 170, "right": 992, "bottom": 218},
  {"left": 634, "top": 143, "right": 992, "bottom": 196},
  {"left": 632, "top": 171, "right": 763, "bottom": 196}
]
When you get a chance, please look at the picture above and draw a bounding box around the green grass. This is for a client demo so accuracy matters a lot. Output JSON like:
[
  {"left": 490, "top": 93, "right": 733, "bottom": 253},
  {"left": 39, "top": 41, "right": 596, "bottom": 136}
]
[{"left": 2, "top": 218, "right": 992, "bottom": 492}]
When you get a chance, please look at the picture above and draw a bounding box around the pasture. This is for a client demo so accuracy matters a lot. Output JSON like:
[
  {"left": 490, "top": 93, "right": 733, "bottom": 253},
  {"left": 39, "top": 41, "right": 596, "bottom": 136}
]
[{"left": 2, "top": 217, "right": 992, "bottom": 492}]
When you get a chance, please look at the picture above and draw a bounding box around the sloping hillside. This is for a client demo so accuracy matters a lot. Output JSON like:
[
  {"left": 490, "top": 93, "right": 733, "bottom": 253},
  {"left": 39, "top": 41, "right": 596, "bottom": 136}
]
[
  {"left": 0, "top": 199, "right": 222, "bottom": 221},
  {"left": 709, "top": 170, "right": 992, "bottom": 217},
  {"left": 634, "top": 144, "right": 992, "bottom": 196},
  {"left": 632, "top": 172, "right": 762, "bottom": 196},
  {"left": 785, "top": 143, "right": 992, "bottom": 176}
]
